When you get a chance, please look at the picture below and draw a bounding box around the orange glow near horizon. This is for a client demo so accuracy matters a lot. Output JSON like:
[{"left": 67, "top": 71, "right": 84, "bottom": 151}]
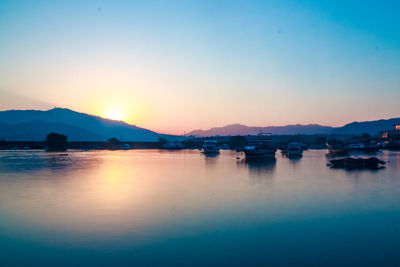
[{"left": 78, "top": 89, "right": 154, "bottom": 127}]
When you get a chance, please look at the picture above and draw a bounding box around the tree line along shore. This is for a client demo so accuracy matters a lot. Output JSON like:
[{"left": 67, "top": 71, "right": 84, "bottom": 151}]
[{"left": 1, "top": 129, "right": 399, "bottom": 152}]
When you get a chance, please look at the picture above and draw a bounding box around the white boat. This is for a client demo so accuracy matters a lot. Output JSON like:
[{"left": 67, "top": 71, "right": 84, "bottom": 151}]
[
  {"left": 163, "top": 141, "right": 184, "bottom": 149},
  {"left": 203, "top": 139, "right": 220, "bottom": 154},
  {"left": 243, "top": 133, "right": 276, "bottom": 159}
]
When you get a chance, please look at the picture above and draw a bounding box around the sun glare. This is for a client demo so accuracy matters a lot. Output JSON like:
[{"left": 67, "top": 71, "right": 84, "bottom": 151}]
[{"left": 105, "top": 107, "right": 124, "bottom": 121}]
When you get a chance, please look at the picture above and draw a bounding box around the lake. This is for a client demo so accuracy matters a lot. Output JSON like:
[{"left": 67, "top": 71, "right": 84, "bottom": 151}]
[{"left": 0, "top": 149, "right": 400, "bottom": 266}]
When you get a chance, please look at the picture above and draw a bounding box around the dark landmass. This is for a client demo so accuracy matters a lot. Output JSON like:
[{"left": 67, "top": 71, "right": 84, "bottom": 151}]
[
  {"left": 45, "top": 132, "right": 67, "bottom": 151},
  {"left": 332, "top": 118, "right": 400, "bottom": 135},
  {"left": 187, "top": 118, "right": 400, "bottom": 137},
  {"left": 0, "top": 120, "right": 104, "bottom": 141},
  {"left": 0, "top": 108, "right": 398, "bottom": 144},
  {"left": 188, "top": 124, "right": 333, "bottom": 136},
  {"left": 0, "top": 108, "right": 179, "bottom": 142}
]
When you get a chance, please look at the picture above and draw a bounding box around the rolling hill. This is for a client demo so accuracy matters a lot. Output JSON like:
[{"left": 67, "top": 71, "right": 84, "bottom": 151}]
[
  {"left": 187, "top": 124, "right": 333, "bottom": 136},
  {"left": 187, "top": 119, "right": 400, "bottom": 137},
  {"left": 0, "top": 108, "right": 174, "bottom": 141}
]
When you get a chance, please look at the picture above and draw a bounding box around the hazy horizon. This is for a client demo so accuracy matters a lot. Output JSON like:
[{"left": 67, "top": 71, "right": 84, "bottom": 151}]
[
  {"left": 1, "top": 1, "right": 400, "bottom": 134},
  {"left": 0, "top": 106, "right": 399, "bottom": 136}
]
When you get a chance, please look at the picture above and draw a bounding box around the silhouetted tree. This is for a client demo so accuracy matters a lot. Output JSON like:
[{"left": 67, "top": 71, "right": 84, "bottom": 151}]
[
  {"left": 158, "top": 138, "right": 168, "bottom": 145},
  {"left": 108, "top": 137, "right": 121, "bottom": 144},
  {"left": 327, "top": 138, "right": 344, "bottom": 148},
  {"left": 106, "top": 137, "right": 122, "bottom": 150},
  {"left": 182, "top": 139, "right": 196, "bottom": 149},
  {"left": 315, "top": 136, "right": 327, "bottom": 145},
  {"left": 228, "top": 136, "right": 248, "bottom": 149},
  {"left": 45, "top": 132, "right": 67, "bottom": 151},
  {"left": 390, "top": 132, "right": 400, "bottom": 143},
  {"left": 361, "top": 133, "right": 371, "bottom": 139}
]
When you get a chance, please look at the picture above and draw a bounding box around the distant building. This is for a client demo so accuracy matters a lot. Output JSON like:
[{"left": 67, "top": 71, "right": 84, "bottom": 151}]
[{"left": 379, "top": 124, "right": 400, "bottom": 147}]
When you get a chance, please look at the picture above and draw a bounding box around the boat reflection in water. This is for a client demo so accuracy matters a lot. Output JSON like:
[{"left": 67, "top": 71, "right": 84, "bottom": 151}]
[
  {"left": 246, "top": 158, "right": 276, "bottom": 173},
  {"left": 287, "top": 153, "right": 303, "bottom": 163},
  {"left": 329, "top": 157, "right": 386, "bottom": 170},
  {"left": 237, "top": 157, "right": 277, "bottom": 175}
]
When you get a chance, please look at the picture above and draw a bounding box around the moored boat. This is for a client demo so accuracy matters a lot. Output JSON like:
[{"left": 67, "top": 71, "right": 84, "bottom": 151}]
[
  {"left": 243, "top": 133, "right": 276, "bottom": 159},
  {"left": 220, "top": 143, "right": 230, "bottom": 150},
  {"left": 163, "top": 141, "right": 184, "bottom": 149},
  {"left": 203, "top": 139, "right": 220, "bottom": 154},
  {"left": 287, "top": 142, "right": 303, "bottom": 157},
  {"left": 348, "top": 140, "right": 380, "bottom": 152},
  {"left": 329, "top": 157, "right": 385, "bottom": 169}
]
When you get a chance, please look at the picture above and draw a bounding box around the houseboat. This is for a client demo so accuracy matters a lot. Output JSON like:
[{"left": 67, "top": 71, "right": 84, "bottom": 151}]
[
  {"left": 203, "top": 139, "right": 220, "bottom": 154},
  {"left": 243, "top": 133, "right": 276, "bottom": 159},
  {"left": 163, "top": 140, "right": 184, "bottom": 149},
  {"left": 287, "top": 142, "right": 303, "bottom": 157}
]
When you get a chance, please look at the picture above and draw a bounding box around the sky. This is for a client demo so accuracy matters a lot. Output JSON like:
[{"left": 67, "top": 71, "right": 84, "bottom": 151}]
[{"left": 0, "top": 0, "right": 399, "bottom": 134}]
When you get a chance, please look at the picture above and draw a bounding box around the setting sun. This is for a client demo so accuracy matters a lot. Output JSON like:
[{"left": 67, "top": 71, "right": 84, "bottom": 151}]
[{"left": 105, "top": 107, "right": 124, "bottom": 121}]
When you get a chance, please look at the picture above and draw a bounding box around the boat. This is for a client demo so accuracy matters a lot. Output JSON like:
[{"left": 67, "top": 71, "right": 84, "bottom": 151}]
[
  {"left": 162, "top": 141, "right": 184, "bottom": 150},
  {"left": 202, "top": 139, "right": 220, "bottom": 154},
  {"left": 347, "top": 140, "right": 380, "bottom": 152},
  {"left": 243, "top": 133, "right": 276, "bottom": 159},
  {"left": 122, "top": 143, "right": 131, "bottom": 150},
  {"left": 220, "top": 144, "right": 230, "bottom": 150},
  {"left": 286, "top": 142, "right": 303, "bottom": 157},
  {"left": 327, "top": 136, "right": 380, "bottom": 155},
  {"left": 329, "top": 157, "right": 385, "bottom": 169}
]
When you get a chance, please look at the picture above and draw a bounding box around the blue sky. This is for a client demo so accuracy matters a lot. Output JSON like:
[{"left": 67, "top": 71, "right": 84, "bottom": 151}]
[{"left": 0, "top": 0, "right": 399, "bottom": 133}]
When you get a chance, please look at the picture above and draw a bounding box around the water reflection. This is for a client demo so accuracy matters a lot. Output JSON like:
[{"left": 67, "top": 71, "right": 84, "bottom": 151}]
[
  {"left": 0, "top": 150, "right": 400, "bottom": 266},
  {"left": 286, "top": 154, "right": 303, "bottom": 163},
  {"left": 203, "top": 153, "right": 219, "bottom": 168},
  {"left": 237, "top": 157, "right": 276, "bottom": 175},
  {"left": 0, "top": 150, "right": 99, "bottom": 174}
]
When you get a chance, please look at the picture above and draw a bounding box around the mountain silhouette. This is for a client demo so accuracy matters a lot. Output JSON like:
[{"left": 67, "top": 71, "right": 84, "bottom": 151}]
[
  {"left": 332, "top": 118, "right": 400, "bottom": 135},
  {"left": 187, "top": 118, "right": 400, "bottom": 136},
  {"left": 0, "top": 108, "right": 398, "bottom": 140},
  {"left": 187, "top": 124, "right": 333, "bottom": 136},
  {"left": 0, "top": 108, "right": 172, "bottom": 141},
  {"left": 0, "top": 120, "right": 104, "bottom": 141}
]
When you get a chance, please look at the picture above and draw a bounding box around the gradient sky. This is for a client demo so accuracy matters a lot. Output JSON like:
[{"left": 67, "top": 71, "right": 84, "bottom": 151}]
[{"left": 0, "top": 0, "right": 399, "bottom": 134}]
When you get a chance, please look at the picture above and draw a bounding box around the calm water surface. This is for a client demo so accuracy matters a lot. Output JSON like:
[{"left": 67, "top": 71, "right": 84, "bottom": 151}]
[{"left": 1, "top": 149, "right": 400, "bottom": 266}]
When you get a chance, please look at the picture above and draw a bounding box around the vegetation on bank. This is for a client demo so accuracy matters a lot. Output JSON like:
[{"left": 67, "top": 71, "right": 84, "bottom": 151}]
[
  {"left": 45, "top": 132, "right": 67, "bottom": 151},
  {"left": 1, "top": 125, "right": 399, "bottom": 151}
]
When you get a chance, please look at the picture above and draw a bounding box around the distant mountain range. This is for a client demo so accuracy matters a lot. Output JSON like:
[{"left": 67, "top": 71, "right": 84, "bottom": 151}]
[
  {"left": 0, "top": 108, "right": 399, "bottom": 141},
  {"left": 187, "top": 124, "right": 333, "bottom": 136},
  {"left": 187, "top": 118, "right": 400, "bottom": 137},
  {"left": 0, "top": 108, "right": 175, "bottom": 141}
]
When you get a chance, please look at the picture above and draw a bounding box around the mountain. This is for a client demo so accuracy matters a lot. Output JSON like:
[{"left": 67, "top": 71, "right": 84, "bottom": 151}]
[
  {"left": 0, "top": 120, "right": 104, "bottom": 141},
  {"left": 332, "top": 118, "right": 400, "bottom": 135},
  {"left": 188, "top": 124, "right": 333, "bottom": 136},
  {"left": 0, "top": 108, "right": 174, "bottom": 141},
  {"left": 187, "top": 118, "right": 400, "bottom": 136},
  {"left": 0, "top": 108, "right": 398, "bottom": 140}
]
